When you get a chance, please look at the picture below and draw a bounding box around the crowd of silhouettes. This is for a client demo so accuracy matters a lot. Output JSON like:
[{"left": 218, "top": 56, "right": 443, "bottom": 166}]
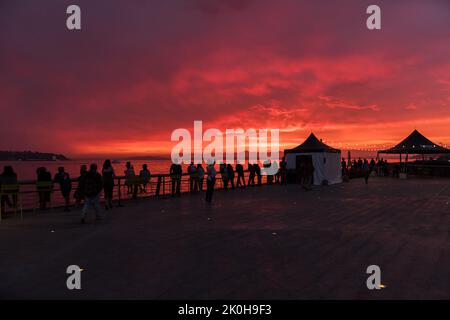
[
  {"left": 342, "top": 157, "right": 391, "bottom": 183},
  {"left": 3, "top": 155, "right": 397, "bottom": 219},
  {"left": 166, "top": 159, "right": 288, "bottom": 203},
  {"left": 1, "top": 154, "right": 405, "bottom": 219},
  {"left": 0, "top": 161, "right": 153, "bottom": 223}
]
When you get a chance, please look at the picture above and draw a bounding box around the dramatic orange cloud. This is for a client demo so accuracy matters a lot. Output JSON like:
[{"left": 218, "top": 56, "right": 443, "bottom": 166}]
[{"left": 1, "top": 0, "right": 449, "bottom": 157}]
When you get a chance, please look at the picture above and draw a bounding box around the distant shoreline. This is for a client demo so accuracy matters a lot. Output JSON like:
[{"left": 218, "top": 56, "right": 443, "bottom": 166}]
[{"left": 0, "top": 151, "right": 69, "bottom": 161}]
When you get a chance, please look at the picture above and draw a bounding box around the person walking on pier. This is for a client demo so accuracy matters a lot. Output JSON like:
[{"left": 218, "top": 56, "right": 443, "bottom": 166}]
[
  {"left": 53, "top": 167, "right": 72, "bottom": 212},
  {"left": 79, "top": 163, "right": 103, "bottom": 224},
  {"left": 102, "top": 160, "right": 115, "bottom": 210},
  {"left": 236, "top": 163, "right": 245, "bottom": 188},
  {"left": 170, "top": 160, "right": 182, "bottom": 196},
  {"left": 197, "top": 163, "right": 205, "bottom": 191},
  {"left": 74, "top": 165, "right": 87, "bottom": 206},
  {"left": 205, "top": 161, "right": 216, "bottom": 203}
]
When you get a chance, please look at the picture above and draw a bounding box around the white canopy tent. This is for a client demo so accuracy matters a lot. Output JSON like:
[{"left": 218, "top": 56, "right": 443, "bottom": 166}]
[{"left": 284, "top": 133, "right": 342, "bottom": 185}]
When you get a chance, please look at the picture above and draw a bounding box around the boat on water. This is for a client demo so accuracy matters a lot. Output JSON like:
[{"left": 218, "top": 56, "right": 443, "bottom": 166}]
[{"left": 112, "top": 159, "right": 121, "bottom": 164}]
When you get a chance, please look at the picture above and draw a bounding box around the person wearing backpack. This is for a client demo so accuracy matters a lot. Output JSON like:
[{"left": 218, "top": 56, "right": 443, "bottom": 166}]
[
  {"left": 79, "top": 163, "right": 103, "bottom": 224},
  {"left": 53, "top": 167, "right": 72, "bottom": 212}
]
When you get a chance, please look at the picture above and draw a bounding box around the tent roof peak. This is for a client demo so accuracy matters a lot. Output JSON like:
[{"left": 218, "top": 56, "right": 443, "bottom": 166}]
[{"left": 284, "top": 133, "right": 341, "bottom": 154}]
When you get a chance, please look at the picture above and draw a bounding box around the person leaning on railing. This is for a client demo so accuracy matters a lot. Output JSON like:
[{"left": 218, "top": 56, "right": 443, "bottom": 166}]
[
  {"left": 219, "top": 163, "right": 228, "bottom": 191},
  {"left": 226, "top": 164, "right": 235, "bottom": 189},
  {"left": 102, "top": 160, "right": 115, "bottom": 210},
  {"left": 0, "top": 165, "right": 19, "bottom": 216},
  {"left": 235, "top": 163, "right": 245, "bottom": 188},
  {"left": 205, "top": 161, "right": 216, "bottom": 203},
  {"left": 139, "top": 164, "right": 151, "bottom": 194},
  {"left": 188, "top": 162, "right": 198, "bottom": 193},
  {"left": 197, "top": 163, "right": 205, "bottom": 192},
  {"left": 124, "top": 161, "right": 138, "bottom": 199},
  {"left": 170, "top": 160, "right": 182, "bottom": 196},
  {"left": 53, "top": 167, "right": 72, "bottom": 212},
  {"left": 36, "top": 167, "right": 52, "bottom": 210}
]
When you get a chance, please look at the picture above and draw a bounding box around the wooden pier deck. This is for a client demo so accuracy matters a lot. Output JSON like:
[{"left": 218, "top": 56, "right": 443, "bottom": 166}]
[{"left": 1, "top": 177, "right": 450, "bottom": 299}]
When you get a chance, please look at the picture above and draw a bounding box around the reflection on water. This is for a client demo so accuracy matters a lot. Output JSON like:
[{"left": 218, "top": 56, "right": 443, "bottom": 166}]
[{"left": 0, "top": 159, "right": 174, "bottom": 181}]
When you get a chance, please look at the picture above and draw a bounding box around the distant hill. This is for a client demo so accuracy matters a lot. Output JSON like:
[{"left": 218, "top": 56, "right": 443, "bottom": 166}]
[{"left": 0, "top": 151, "right": 69, "bottom": 161}]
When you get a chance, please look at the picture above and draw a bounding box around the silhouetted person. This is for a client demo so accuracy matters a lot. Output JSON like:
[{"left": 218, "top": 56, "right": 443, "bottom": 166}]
[
  {"left": 236, "top": 163, "right": 245, "bottom": 188},
  {"left": 124, "top": 161, "right": 138, "bottom": 199},
  {"left": 197, "top": 164, "right": 205, "bottom": 191},
  {"left": 36, "top": 167, "right": 52, "bottom": 209},
  {"left": 247, "top": 163, "right": 256, "bottom": 186},
  {"left": 79, "top": 163, "right": 103, "bottom": 224},
  {"left": 357, "top": 158, "right": 363, "bottom": 176},
  {"left": 254, "top": 163, "right": 262, "bottom": 186},
  {"left": 393, "top": 163, "right": 400, "bottom": 178},
  {"left": 272, "top": 161, "right": 279, "bottom": 184},
  {"left": 280, "top": 157, "right": 287, "bottom": 184},
  {"left": 170, "top": 161, "right": 182, "bottom": 196},
  {"left": 369, "top": 158, "right": 376, "bottom": 173},
  {"left": 0, "top": 166, "right": 18, "bottom": 214},
  {"left": 302, "top": 162, "right": 314, "bottom": 191},
  {"left": 102, "top": 160, "right": 115, "bottom": 210},
  {"left": 139, "top": 164, "right": 151, "bottom": 193},
  {"left": 383, "top": 159, "right": 389, "bottom": 177},
  {"left": 74, "top": 165, "right": 87, "bottom": 206},
  {"left": 377, "top": 158, "right": 383, "bottom": 176},
  {"left": 263, "top": 159, "right": 273, "bottom": 185},
  {"left": 226, "top": 164, "right": 235, "bottom": 189},
  {"left": 53, "top": 167, "right": 72, "bottom": 212},
  {"left": 352, "top": 159, "right": 357, "bottom": 176},
  {"left": 362, "top": 159, "right": 370, "bottom": 184},
  {"left": 341, "top": 158, "right": 347, "bottom": 176},
  {"left": 220, "top": 163, "right": 228, "bottom": 190},
  {"left": 298, "top": 162, "right": 305, "bottom": 184},
  {"left": 188, "top": 162, "right": 198, "bottom": 193},
  {"left": 205, "top": 162, "right": 216, "bottom": 203}
]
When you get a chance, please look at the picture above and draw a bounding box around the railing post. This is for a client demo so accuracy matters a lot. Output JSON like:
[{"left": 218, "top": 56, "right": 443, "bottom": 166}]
[
  {"left": 156, "top": 176, "right": 161, "bottom": 196},
  {"left": 163, "top": 176, "right": 166, "bottom": 195},
  {"left": 117, "top": 177, "right": 123, "bottom": 207}
]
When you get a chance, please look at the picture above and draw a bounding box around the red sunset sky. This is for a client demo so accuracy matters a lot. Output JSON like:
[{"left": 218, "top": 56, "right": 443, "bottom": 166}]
[{"left": 1, "top": 0, "right": 450, "bottom": 158}]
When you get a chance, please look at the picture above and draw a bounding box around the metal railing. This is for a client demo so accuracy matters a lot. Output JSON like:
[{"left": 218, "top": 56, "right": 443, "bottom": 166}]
[{"left": 1, "top": 171, "right": 277, "bottom": 214}]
